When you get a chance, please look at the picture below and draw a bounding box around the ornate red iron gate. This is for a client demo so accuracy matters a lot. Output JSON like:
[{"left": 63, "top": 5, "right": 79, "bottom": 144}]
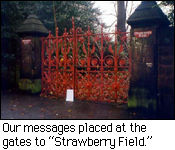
[{"left": 41, "top": 18, "right": 131, "bottom": 103}]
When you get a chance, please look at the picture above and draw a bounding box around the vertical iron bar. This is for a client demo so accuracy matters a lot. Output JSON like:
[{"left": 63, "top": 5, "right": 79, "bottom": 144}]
[
  {"left": 41, "top": 37, "right": 44, "bottom": 94},
  {"left": 72, "top": 17, "right": 76, "bottom": 96},
  {"left": 48, "top": 31, "right": 51, "bottom": 80},
  {"left": 62, "top": 28, "right": 67, "bottom": 95},
  {"left": 87, "top": 26, "right": 91, "bottom": 98},
  {"left": 56, "top": 27, "right": 59, "bottom": 95},
  {"left": 128, "top": 40, "right": 132, "bottom": 76},
  {"left": 75, "top": 28, "right": 79, "bottom": 97},
  {"left": 64, "top": 28, "right": 67, "bottom": 93},
  {"left": 56, "top": 27, "right": 59, "bottom": 70},
  {"left": 114, "top": 25, "right": 118, "bottom": 102},
  {"left": 100, "top": 24, "right": 104, "bottom": 101}
]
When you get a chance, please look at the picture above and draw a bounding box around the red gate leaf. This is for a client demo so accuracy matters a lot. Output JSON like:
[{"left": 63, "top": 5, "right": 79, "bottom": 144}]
[
  {"left": 119, "top": 44, "right": 123, "bottom": 54},
  {"left": 83, "top": 44, "right": 87, "bottom": 55},
  {"left": 108, "top": 44, "right": 114, "bottom": 54},
  {"left": 67, "top": 47, "right": 70, "bottom": 54},
  {"left": 91, "top": 44, "right": 95, "bottom": 54}
]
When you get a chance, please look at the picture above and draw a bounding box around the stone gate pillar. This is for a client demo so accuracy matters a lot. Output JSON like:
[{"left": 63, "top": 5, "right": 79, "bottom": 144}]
[
  {"left": 17, "top": 15, "right": 48, "bottom": 93},
  {"left": 127, "top": 1, "right": 174, "bottom": 118}
]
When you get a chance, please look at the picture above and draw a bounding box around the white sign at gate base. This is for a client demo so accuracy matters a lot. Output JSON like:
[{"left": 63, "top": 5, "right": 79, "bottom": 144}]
[{"left": 66, "top": 89, "right": 74, "bottom": 102}]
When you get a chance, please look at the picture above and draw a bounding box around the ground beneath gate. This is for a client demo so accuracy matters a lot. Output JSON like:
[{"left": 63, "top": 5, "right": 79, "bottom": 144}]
[{"left": 1, "top": 90, "right": 155, "bottom": 119}]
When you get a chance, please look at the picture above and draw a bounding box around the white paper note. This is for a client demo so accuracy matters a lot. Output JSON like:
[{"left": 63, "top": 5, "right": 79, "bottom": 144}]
[{"left": 66, "top": 89, "right": 74, "bottom": 102}]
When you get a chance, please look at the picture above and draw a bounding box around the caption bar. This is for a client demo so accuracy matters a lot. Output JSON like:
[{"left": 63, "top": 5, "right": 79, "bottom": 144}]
[{"left": 0, "top": 120, "right": 174, "bottom": 150}]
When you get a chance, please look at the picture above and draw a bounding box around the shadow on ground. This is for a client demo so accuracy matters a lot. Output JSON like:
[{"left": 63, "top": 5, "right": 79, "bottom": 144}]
[{"left": 1, "top": 90, "right": 156, "bottom": 119}]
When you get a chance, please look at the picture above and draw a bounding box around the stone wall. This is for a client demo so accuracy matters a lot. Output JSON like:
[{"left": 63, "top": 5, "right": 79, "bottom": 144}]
[
  {"left": 20, "top": 37, "right": 41, "bottom": 79},
  {"left": 128, "top": 26, "right": 174, "bottom": 118},
  {"left": 19, "top": 36, "right": 42, "bottom": 93},
  {"left": 127, "top": 1, "right": 174, "bottom": 119},
  {"left": 128, "top": 26, "right": 157, "bottom": 113},
  {"left": 157, "top": 27, "right": 174, "bottom": 119}
]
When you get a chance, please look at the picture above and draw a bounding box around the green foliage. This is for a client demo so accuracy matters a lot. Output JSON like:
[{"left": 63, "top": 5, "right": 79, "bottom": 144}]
[
  {"left": 18, "top": 79, "right": 41, "bottom": 93},
  {"left": 1, "top": 1, "right": 23, "bottom": 39},
  {"left": 18, "top": 79, "right": 32, "bottom": 91},
  {"left": 53, "top": 1, "right": 102, "bottom": 34},
  {"left": 128, "top": 88, "right": 157, "bottom": 111},
  {"left": 31, "top": 79, "right": 42, "bottom": 93},
  {"left": 1, "top": 1, "right": 102, "bottom": 37},
  {"left": 159, "top": 1, "right": 174, "bottom": 26}
]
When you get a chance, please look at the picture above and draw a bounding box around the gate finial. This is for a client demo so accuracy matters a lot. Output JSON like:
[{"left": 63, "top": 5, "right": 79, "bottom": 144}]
[
  {"left": 115, "top": 24, "right": 117, "bottom": 32},
  {"left": 56, "top": 27, "right": 58, "bottom": 37},
  {"left": 101, "top": 23, "right": 104, "bottom": 33},
  {"left": 49, "top": 31, "right": 51, "bottom": 38},
  {"left": 72, "top": 17, "right": 75, "bottom": 29}
]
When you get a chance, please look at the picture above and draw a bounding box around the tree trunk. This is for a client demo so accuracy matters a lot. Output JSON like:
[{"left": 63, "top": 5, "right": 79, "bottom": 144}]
[{"left": 117, "top": 1, "right": 126, "bottom": 32}]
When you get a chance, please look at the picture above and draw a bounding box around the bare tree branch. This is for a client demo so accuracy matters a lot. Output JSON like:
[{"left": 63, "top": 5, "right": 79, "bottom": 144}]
[
  {"left": 126, "top": 1, "right": 133, "bottom": 31},
  {"left": 107, "top": 19, "right": 117, "bottom": 32},
  {"left": 114, "top": 1, "right": 117, "bottom": 18},
  {"left": 125, "top": 1, "right": 128, "bottom": 10},
  {"left": 103, "top": 13, "right": 117, "bottom": 17},
  {"left": 128, "top": 1, "right": 133, "bottom": 19}
]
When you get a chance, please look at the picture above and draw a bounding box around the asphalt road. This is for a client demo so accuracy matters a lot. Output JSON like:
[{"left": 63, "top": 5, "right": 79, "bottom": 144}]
[{"left": 1, "top": 90, "right": 150, "bottom": 119}]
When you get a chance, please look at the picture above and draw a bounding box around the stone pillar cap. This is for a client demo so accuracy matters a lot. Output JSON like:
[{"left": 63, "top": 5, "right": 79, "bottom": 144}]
[
  {"left": 127, "top": 1, "right": 170, "bottom": 27},
  {"left": 17, "top": 14, "right": 49, "bottom": 37}
]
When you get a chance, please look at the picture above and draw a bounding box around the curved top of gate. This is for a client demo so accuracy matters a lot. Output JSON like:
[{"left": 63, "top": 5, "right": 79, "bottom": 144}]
[{"left": 45, "top": 17, "right": 129, "bottom": 43}]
